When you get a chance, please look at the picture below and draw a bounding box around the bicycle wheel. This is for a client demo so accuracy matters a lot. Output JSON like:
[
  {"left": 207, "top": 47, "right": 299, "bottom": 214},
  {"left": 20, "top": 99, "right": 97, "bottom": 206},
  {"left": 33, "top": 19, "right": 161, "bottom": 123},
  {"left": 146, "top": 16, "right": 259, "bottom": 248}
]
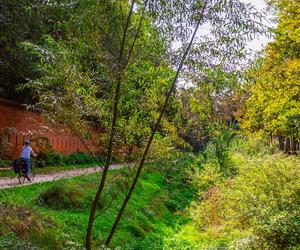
[
  {"left": 27, "top": 172, "right": 35, "bottom": 182},
  {"left": 18, "top": 173, "right": 26, "bottom": 184}
]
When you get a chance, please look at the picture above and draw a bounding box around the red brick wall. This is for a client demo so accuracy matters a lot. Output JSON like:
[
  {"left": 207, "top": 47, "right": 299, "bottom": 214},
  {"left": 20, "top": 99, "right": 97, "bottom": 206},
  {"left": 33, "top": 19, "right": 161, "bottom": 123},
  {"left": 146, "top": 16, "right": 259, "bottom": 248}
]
[{"left": 0, "top": 99, "right": 101, "bottom": 159}]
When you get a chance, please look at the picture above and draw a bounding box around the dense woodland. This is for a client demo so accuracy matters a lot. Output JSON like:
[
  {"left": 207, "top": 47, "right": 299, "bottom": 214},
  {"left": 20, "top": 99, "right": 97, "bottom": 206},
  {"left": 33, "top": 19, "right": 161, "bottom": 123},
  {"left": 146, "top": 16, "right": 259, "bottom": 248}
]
[{"left": 0, "top": 0, "right": 299, "bottom": 249}]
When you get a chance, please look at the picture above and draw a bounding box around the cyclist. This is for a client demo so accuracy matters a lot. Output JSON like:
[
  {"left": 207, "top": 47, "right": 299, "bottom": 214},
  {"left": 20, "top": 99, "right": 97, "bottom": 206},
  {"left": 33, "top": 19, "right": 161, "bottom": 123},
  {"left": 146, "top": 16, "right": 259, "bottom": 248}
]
[{"left": 19, "top": 140, "right": 37, "bottom": 175}]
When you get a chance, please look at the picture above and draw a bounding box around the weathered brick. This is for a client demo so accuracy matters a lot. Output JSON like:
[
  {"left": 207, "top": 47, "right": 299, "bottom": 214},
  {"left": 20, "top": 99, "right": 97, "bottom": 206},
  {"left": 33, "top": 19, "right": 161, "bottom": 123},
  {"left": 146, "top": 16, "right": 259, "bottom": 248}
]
[{"left": 0, "top": 99, "right": 101, "bottom": 159}]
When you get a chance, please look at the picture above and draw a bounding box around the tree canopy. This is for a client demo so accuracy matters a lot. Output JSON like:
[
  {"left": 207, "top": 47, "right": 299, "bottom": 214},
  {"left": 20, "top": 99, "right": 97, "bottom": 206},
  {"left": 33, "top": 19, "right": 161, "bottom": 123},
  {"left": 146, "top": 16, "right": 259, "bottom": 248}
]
[{"left": 239, "top": 0, "right": 300, "bottom": 142}]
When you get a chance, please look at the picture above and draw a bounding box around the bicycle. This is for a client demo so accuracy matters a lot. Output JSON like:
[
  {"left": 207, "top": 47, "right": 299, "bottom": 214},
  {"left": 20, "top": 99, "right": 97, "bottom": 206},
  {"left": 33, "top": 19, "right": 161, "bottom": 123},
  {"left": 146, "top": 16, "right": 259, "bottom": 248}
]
[{"left": 16, "top": 159, "right": 35, "bottom": 184}]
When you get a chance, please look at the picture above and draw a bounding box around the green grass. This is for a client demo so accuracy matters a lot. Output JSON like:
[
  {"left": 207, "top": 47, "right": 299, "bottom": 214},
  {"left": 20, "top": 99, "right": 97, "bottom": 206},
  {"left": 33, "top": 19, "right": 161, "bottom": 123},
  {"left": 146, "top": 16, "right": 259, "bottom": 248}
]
[{"left": 0, "top": 156, "right": 196, "bottom": 249}]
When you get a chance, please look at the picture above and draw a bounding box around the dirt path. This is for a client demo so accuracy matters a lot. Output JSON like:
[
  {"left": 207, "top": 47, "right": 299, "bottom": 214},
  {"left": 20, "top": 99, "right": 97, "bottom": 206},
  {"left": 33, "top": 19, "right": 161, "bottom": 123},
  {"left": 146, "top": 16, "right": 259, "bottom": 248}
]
[{"left": 0, "top": 162, "right": 133, "bottom": 189}]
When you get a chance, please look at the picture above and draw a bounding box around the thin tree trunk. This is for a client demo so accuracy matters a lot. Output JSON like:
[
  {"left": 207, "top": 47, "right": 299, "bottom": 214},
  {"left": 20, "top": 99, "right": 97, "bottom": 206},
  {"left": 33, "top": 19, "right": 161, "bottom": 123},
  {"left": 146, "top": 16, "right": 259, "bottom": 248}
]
[
  {"left": 126, "top": 0, "right": 149, "bottom": 65},
  {"left": 85, "top": 1, "right": 136, "bottom": 249},
  {"left": 269, "top": 134, "right": 273, "bottom": 147},
  {"left": 104, "top": 3, "right": 207, "bottom": 246},
  {"left": 285, "top": 137, "right": 290, "bottom": 154},
  {"left": 291, "top": 137, "right": 298, "bottom": 154},
  {"left": 278, "top": 135, "right": 284, "bottom": 151}
]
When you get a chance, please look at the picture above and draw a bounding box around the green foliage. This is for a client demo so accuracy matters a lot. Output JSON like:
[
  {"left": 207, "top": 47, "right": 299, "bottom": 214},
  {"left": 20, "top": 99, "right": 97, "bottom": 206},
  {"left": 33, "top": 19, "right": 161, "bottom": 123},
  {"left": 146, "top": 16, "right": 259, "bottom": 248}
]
[
  {"left": 219, "top": 153, "right": 300, "bottom": 249},
  {"left": 190, "top": 162, "right": 223, "bottom": 199},
  {"left": 234, "top": 134, "right": 278, "bottom": 157},
  {"left": 240, "top": 0, "right": 300, "bottom": 140},
  {"left": 176, "top": 74, "right": 241, "bottom": 153},
  {"left": 0, "top": 0, "right": 73, "bottom": 102},
  {"left": 18, "top": 3, "right": 181, "bottom": 159},
  {"left": 0, "top": 159, "right": 12, "bottom": 167},
  {"left": 204, "top": 121, "right": 237, "bottom": 175},
  {"left": 6, "top": 0, "right": 267, "bottom": 162},
  {"left": 188, "top": 122, "right": 238, "bottom": 198},
  {"left": 36, "top": 151, "right": 103, "bottom": 168},
  {"left": 38, "top": 183, "right": 88, "bottom": 210},
  {"left": 174, "top": 138, "right": 300, "bottom": 250}
]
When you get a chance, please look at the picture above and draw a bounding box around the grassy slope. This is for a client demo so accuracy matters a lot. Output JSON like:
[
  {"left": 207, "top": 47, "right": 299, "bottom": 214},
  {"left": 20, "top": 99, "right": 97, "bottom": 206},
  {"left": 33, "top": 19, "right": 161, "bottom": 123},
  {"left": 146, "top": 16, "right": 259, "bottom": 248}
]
[
  {"left": 165, "top": 140, "right": 300, "bottom": 249},
  {"left": 0, "top": 157, "right": 195, "bottom": 249}
]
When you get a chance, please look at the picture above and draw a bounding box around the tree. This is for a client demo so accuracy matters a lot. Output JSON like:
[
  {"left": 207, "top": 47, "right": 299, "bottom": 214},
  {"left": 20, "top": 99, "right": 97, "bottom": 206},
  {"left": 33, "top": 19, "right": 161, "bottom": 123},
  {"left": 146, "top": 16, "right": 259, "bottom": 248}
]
[
  {"left": 17, "top": 1, "right": 180, "bottom": 248},
  {"left": 176, "top": 68, "right": 241, "bottom": 152},
  {"left": 239, "top": 0, "right": 300, "bottom": 151},
  {"left": 104, "top": 0, "right": 265, "bottom": 246},
  {"left": 16, "top": 0, "right": 265, "bottom": 248},
  {"left": 0, "top": 0, "right": 76, "bottom": 102}
]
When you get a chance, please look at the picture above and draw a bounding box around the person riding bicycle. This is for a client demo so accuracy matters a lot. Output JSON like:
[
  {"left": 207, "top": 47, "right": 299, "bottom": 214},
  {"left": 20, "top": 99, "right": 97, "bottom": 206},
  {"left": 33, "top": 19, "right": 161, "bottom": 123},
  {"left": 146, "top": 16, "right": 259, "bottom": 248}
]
[{"left": 17, "top": 140, "right": 37, "bottom": 175}]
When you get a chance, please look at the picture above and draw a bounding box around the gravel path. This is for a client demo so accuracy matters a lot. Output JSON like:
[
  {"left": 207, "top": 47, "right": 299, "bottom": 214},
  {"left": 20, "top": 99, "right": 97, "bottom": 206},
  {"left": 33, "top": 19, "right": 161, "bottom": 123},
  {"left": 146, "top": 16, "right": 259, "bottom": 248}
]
[{"left": 0, "top": 162, "right": 133, "bottom": 189}]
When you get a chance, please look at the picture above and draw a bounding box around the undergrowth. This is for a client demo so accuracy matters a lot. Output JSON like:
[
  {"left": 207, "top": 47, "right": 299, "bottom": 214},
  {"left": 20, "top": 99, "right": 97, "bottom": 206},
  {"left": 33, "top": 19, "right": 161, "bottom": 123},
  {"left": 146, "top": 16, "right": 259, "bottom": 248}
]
[{"left": 166, "top": 136, "right": 300, "bottom": 250}]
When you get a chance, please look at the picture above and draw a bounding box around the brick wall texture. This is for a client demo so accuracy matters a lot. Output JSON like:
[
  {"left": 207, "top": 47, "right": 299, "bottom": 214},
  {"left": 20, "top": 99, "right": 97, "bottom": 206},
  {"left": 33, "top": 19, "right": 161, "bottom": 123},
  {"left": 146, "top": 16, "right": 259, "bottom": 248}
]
[{"left": 0, "top": 99, "right": 100, "bottom": 159}]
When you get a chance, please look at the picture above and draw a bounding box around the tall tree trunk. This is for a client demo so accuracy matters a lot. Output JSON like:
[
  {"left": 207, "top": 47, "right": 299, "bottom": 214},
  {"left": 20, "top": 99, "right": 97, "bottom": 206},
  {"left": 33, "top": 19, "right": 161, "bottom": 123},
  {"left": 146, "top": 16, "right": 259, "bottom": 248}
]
[
  {"left": 104, "top": 2, "right": 207, "bottom": 246},
  {"left": 85, "top": 1, "right": 136, "bottom": 249}
]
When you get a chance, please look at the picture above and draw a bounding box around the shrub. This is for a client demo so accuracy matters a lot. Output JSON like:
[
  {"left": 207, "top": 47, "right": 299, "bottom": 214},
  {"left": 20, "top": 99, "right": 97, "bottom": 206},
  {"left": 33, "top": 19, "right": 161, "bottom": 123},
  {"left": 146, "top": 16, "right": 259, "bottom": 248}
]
[
  {"left": 204, "top": 121, "right": 237, "bottom": 176},
  {"left": 45, "top": 152, "right": 65, "bottom": 166},
  {"left": 38, "top": 183, "right": 85, "bottom": 210},
  {"left": 182, "top": 135, "right": 300, "bottom": 249},
  {"left": 188, "top": 122, "right": 238, "bottom": 199},
  {"left": 189, "top": 162, "right": 223, "bottom": 198},
  {"left": 68, "top": 152, "right": 96, "bottom": 165},
  {"left": 192, "top": 153, "right": 300, "bottom": 249},
  {"left": 35, "top": 151, "right": 104, "bottom": 167},
  {"left": 0, "top": 159, "right": 12, "bottom": 167},
  {"left": 235, "top": 134, "right": 278, "bottom": 157},
  {"left": 257, "top": 211, "right": 300, "bottom": 249},
  {"left": 38, "top": 182, "right": 112, "bottom": 211}
]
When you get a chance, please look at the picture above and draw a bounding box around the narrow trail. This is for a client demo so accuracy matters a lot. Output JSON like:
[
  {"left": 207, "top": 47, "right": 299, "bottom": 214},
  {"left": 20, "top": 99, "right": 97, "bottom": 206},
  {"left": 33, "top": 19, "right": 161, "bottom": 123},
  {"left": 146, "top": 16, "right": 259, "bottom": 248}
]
[{"left": 0, "top": 162, "right": 133, "bottom": 189}]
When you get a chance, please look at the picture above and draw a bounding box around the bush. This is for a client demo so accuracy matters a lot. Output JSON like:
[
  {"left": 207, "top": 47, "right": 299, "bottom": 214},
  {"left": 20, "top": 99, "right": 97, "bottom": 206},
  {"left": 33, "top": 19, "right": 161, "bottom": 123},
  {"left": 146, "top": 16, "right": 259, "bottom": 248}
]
[
  {"left": 204, "top": 121, "right": 237, "bottom": 176},
  {"left": 175, "top": 136, "right": 300, "bottom": 250},
  {"left": 189, "top": 162, "right": 223, "bottom": 198},
  {"left": 37, "top": 183, "right": 86, "bottom": 210},
  {"left": 45, "top": 152, "right": 65, "bottom": 166},
  {"left": 221, "top": 154, "right": 300, "bottom": 227},
  {"left": 35, "top": 151, "right": 104, "bottom": 167},
  {"left": 0, "top": 159, "right": 12, "bottom": 167},
  {"left": 68, "top": 152, "right": 97, "bottom": 165},
  {"left": 191, "top": 152, "right": 300, "bottom": 249},
  {"left": 38, "top": 182, "right": 112, "bottom": 211},
  {"left": 188, "top": 124, "right": 238, "bottom": 198},
  {"left": 235, "top": 135, "right": 278, "bottom": 157},
  {"left": 257, "top": 211, "right": 300, "bottom": 249}
]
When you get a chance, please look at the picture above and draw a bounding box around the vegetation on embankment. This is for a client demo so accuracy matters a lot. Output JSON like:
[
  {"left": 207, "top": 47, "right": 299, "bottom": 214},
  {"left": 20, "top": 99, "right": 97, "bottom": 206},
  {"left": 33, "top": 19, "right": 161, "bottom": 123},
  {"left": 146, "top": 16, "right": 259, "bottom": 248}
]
[
  {"left": 0, "top": 156, "right": 196, "bottom": 249},
  {"left": 166, "top": 136, "right": 300, "bottom": 250}
]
